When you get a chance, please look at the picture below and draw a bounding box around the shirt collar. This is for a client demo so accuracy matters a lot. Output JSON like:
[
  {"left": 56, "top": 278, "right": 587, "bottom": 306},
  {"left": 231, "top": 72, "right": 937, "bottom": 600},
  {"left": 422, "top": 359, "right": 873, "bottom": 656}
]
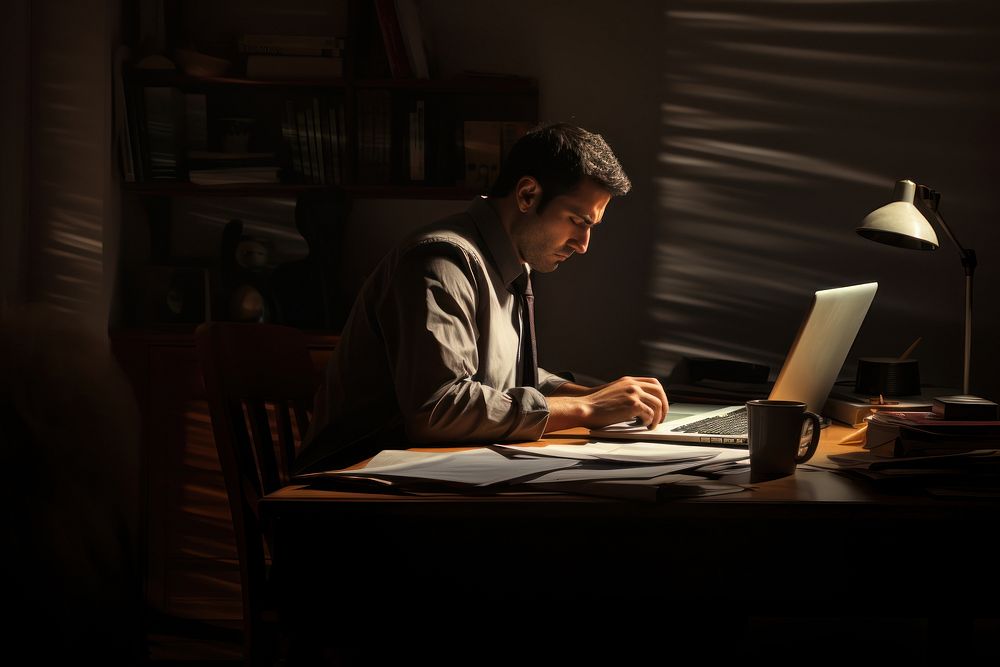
[{"left": 467, "top": 197, "right": 525, "bottom": 289}]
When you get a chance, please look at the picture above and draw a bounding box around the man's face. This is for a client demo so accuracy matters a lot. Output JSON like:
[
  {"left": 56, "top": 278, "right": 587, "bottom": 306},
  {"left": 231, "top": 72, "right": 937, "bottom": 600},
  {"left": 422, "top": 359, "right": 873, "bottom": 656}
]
[{"left": 512, "top": 177, "right": 612, "bottom": 273}]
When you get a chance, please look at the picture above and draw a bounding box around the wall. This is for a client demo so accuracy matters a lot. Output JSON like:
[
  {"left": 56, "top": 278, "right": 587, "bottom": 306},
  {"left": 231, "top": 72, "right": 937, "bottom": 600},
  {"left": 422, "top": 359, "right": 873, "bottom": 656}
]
[
  {"left": 410, "top": 0, "right": 1000, "bottom": 400},
  {"left": 652, "top": 0, "right": 1000, "bottom": 399},
  {"left": 23, "top": 0, "right": 120, "bottom": 330},
  {"left": 0, "top": 0, "right": 29, "bottom": 308}
]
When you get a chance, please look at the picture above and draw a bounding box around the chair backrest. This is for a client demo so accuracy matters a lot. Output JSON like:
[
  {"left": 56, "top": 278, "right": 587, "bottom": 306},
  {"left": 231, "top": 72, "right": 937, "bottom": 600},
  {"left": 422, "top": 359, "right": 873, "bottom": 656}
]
[{"left": 195, "top": 322, "right": 318, "bottom": 665}]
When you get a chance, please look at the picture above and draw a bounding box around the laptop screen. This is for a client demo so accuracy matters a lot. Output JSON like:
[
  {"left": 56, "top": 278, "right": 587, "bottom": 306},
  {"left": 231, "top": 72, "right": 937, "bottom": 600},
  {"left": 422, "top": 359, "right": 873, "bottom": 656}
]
[{"left": 768, "top": 282, "right": 878, "bottom": 412}]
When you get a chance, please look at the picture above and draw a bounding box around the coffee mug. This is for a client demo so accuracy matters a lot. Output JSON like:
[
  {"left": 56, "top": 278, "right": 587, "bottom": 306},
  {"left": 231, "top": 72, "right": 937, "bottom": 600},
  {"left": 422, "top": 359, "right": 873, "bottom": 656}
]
[{"left": 746, "top": 399, "right": 821, "bottom": 481}]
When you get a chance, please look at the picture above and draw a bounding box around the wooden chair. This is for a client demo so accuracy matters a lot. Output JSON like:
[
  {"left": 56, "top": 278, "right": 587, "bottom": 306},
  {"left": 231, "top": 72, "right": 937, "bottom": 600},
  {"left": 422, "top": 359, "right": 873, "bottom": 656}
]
[{"left": 195, "top": 322, "right": 318, "bottom": 667}]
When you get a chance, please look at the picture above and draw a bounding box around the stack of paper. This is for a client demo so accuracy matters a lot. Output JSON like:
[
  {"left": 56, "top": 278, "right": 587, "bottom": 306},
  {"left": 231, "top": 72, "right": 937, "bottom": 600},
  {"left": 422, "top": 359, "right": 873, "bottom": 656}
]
[
  {"left": 863, "top": 410, "right": 1000, "bottom": 458},
  {"left": 807, "top": 447, "right": 1000, "bottom": 498},
  {"left": 296, "top": 442, "right": 750, "bottom": 502}
]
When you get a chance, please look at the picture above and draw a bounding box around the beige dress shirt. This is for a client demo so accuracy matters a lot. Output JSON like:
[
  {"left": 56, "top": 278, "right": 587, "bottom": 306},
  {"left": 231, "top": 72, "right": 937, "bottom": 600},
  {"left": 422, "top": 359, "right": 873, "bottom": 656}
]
[{"left": 293, "top": 199, "right": 568, "bottom": 473}]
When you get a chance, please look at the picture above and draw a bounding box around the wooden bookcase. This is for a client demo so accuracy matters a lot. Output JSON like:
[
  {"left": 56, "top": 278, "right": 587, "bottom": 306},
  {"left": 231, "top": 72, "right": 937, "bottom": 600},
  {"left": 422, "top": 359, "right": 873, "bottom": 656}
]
[{"left": 114, "top": 0, "right": 538, "bottom": 623}]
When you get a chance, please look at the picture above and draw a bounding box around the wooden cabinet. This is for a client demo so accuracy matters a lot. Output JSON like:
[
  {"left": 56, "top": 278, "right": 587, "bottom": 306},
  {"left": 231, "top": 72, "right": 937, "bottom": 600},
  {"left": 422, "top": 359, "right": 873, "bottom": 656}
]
[{"left": 112, "top": 330, "right": 337, "bottom": 620}]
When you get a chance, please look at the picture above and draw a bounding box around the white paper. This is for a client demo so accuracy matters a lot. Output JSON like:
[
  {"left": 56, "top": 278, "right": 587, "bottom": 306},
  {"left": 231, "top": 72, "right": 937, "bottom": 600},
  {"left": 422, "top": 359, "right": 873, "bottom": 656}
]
[
  {"left": 524, "top": 448, "right": 748, "bottom": 484},
  {"left": 302, "top": 447, "right": 577, "bottom": 486},
  {"left": 494, "top": 441, "right": 742, "bottom": 464}
]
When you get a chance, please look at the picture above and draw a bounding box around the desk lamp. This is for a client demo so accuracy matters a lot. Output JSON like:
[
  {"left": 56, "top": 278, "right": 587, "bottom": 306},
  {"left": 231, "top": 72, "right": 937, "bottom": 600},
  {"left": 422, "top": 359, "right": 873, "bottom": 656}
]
[{"left": 857, "top": 179, "right": 985, "bottom": 407}]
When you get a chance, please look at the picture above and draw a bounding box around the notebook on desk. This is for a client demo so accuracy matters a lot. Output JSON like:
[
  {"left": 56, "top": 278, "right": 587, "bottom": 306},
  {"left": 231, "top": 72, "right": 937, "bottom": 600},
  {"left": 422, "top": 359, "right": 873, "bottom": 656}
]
[{"left": 591, "top": 282, "right": 879, "bottom": 445}]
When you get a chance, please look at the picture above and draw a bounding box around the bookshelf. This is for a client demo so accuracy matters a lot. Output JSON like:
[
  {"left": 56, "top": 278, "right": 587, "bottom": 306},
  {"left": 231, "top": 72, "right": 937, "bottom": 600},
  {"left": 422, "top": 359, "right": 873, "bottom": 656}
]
[
  {"left": 114, "top": 0, "right": 539, "bottom": 629},
  {"left": 121, "top": 72, "right": 537, "bottom": 192},
  {"left": 119, "top": 14, "right": 539, "bottom": 197},
  {"left": 117, "top": 0, "right": 538, "bottom": 324}
]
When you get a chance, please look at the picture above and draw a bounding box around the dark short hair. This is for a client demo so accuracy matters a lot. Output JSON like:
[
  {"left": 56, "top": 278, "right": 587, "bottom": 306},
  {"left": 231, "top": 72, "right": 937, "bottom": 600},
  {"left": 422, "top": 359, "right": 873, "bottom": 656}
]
[{"left": 488, "top": 123, "right": 631, "bottom": 212}]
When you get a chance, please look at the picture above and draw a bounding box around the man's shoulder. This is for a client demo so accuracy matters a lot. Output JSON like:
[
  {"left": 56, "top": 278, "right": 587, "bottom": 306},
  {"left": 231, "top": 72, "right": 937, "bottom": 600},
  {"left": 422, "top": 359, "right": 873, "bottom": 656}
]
[{"left": 399, "top": 211, "right": 485, "bottom": 264}]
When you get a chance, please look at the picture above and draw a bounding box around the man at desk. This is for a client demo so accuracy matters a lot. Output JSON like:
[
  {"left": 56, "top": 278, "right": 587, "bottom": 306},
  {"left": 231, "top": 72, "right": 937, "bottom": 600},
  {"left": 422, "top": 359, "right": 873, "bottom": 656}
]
[{"left": 294, "top": 123, "right": 668, "bottom": 473}]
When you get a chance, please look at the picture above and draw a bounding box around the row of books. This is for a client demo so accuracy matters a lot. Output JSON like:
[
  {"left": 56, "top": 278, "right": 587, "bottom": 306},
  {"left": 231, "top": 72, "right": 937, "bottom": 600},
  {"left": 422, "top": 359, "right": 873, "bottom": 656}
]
[
  {"left": 114, "top": 76, "right": 533, "bottom": 188},
  {"left": 356, "top": 90, "right": 392, "bottom": 184},
  {"left": 373, "top": 0, "right": 430, "bottom": 78},
  {"left": 355, "top": 97, "right": 532, "bottom": 188},
  {"left": 463, "top": 120, "right": 532, "bottom": 192},
  {"left": 120, "top": 83, "right": 282, "bottom": 184},
  {"left": 282, "top": 96, "right": 348, "bottom": 185}
]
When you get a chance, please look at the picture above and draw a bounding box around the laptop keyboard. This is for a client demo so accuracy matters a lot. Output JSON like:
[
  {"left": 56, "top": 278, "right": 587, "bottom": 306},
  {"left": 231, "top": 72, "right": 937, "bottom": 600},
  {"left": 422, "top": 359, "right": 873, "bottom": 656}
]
[{"left": 673, "top": 407, "right": 748, "bottom": 435}]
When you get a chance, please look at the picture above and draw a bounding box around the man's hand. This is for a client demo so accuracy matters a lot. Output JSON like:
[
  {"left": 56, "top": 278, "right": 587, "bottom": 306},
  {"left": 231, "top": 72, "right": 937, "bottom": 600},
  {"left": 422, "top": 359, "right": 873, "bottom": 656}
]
[{"left": 545, "top": 376, "right": 669, "bottom": 432}]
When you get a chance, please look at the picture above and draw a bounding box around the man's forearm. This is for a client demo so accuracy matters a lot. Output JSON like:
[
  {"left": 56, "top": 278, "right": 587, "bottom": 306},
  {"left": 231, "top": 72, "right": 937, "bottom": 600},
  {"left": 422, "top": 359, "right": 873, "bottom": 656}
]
[
  {"left": 543, "top": 376, "right": 670, "bottom": 433},
  {"left": 543, "top": 395, "right": 593, "bottom": 432},
  {"left": 547, "top": 381, "right": 596, "bottom": 397}
]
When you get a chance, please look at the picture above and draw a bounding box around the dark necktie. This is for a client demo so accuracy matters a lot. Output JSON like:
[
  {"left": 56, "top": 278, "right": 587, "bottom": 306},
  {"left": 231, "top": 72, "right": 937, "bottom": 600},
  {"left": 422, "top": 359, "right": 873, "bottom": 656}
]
[{"left": 512, "top": 271, "right": 538, "bottom": 388}]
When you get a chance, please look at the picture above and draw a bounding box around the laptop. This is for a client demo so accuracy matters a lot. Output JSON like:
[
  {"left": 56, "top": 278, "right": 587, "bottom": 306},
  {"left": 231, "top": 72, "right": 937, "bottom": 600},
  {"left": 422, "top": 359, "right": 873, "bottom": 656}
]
[{"left": 591, "top": 282, "right": 879, "bottom": 445}]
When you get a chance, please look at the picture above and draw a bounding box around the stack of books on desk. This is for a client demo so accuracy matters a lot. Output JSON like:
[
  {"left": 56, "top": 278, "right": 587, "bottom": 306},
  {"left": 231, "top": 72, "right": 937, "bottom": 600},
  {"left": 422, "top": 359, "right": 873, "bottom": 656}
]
[
  {"left": 863, "top": 410, "right": 1000, "bottom": 458},
  {"left": 810, "top": 411, "right": 1000, "bottom": 498},
  {"left": 822, "top": 388, "right": 936, "bottom": 427}
]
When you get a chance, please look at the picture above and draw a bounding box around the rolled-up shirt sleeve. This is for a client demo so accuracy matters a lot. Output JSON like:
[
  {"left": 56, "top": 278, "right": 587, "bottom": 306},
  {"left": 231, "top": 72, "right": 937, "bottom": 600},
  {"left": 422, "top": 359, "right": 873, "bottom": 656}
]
[
  {"left": 380, "top": 242, "right": 549, "bottom": 444},
  {"left": 537, "top": 367, "right": 571, "bottom": 395}
]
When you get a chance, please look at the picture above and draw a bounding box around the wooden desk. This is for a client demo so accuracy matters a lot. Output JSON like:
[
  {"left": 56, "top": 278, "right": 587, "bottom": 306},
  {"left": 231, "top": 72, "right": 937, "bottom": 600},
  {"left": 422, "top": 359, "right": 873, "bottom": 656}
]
[
  {"left": 261, "top": 424, "right": 1000, "bottom": 661},
  {"left": 262, "top": 425, "right": 998, "bottom": 595}
]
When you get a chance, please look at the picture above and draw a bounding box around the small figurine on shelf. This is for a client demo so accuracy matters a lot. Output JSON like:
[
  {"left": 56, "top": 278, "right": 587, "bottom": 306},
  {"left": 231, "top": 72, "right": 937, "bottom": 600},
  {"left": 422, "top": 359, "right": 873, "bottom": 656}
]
[{"left": 219, "top": 219, "right": 277, "bottom": 323}]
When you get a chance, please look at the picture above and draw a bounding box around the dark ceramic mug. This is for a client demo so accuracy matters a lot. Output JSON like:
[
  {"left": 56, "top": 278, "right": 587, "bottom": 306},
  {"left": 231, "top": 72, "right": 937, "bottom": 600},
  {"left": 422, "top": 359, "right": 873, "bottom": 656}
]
[{"left": 746, "top": 399, "right": 821, "bottom": 482}]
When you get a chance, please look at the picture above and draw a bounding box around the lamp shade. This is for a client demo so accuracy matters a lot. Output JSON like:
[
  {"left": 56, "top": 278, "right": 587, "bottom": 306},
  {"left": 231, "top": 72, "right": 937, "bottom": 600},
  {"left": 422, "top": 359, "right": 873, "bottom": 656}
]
[{"left": 856, "top": 179, "right": 939, "bottom": 251}]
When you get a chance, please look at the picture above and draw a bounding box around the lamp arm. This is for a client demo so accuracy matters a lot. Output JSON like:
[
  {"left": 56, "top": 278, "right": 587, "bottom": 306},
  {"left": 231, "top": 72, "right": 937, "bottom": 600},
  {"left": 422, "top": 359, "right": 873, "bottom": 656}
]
[
  {"left": 914, "top": 184, "right": 975, "bottom": 394},
  {"left": 914, "top": 185, "right": 977, "bottom": 275}
]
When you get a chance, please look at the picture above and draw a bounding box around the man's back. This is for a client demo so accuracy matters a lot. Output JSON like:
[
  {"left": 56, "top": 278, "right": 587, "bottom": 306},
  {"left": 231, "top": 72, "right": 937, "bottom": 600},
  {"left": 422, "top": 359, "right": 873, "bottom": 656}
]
[{"left": 294, "top": 200, "right": 562, "bottom": 474}]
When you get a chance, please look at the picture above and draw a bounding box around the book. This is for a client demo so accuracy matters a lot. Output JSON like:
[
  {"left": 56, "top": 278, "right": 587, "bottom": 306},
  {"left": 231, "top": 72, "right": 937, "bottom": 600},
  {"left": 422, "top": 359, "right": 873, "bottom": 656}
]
[
  {"left": 183, "top": 94, "right": 208, "bottom": 152},
  {"left": 932, "top": 395, "right": 1000, "bottom": 420},
  {"left": 356, "top": 89, "right": 392, "bottom": 184},
  {"left": 309, "top": 98, "right": 326, "bottom": 185},
  {"left": 113, "top": 46, "right": 136, "bottom": 182},
  {"left": 143, "top": 86, "right": 184, "bottom": 180},
  {"left": 374, "top": 0, "right": 412, "bottom": 78},
  {"left": 463, "top": 121, "right": 502, "bottom": 191},
  {"left": 460, "top": 120, "right": 534, "bottom": 191},
  {"left": 320, "top": 99, "right": 335, "bottom": 185},
  {"left": 282, "top": 100, "right": 303, "bottom": 180},
  {"left": 334, "top": 99, "right": 348, "bottom": 182},
  {"left": 326, "top": 99, "right": 344, "bottom": 185},
  {"left": 408, "top": 99, "right": 425, "bottom": 181},
  {"left": 824, "top": 390, "right": 933, "bottom": 427},
  {"left": 245, "top": 55, "right": 344, "bottom": 80},
  {"left": 864, "top": 410, "right": 1000, "bottom": 457},
  {"left": 334, "top": 96, "right": 347, "bottom": 184},
  {"left": 501, "top": 121, "right": 532, "bottom": 161},
  {"left": 395, "top": 0, "right": 430, "bottom": 78}
]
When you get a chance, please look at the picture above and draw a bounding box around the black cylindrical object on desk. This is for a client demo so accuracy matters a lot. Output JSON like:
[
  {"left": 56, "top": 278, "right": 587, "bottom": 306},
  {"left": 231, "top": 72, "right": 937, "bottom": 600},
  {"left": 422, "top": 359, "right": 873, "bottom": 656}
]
[{"left": 854, "top": 357, "right": 921, "bottom": 396}]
